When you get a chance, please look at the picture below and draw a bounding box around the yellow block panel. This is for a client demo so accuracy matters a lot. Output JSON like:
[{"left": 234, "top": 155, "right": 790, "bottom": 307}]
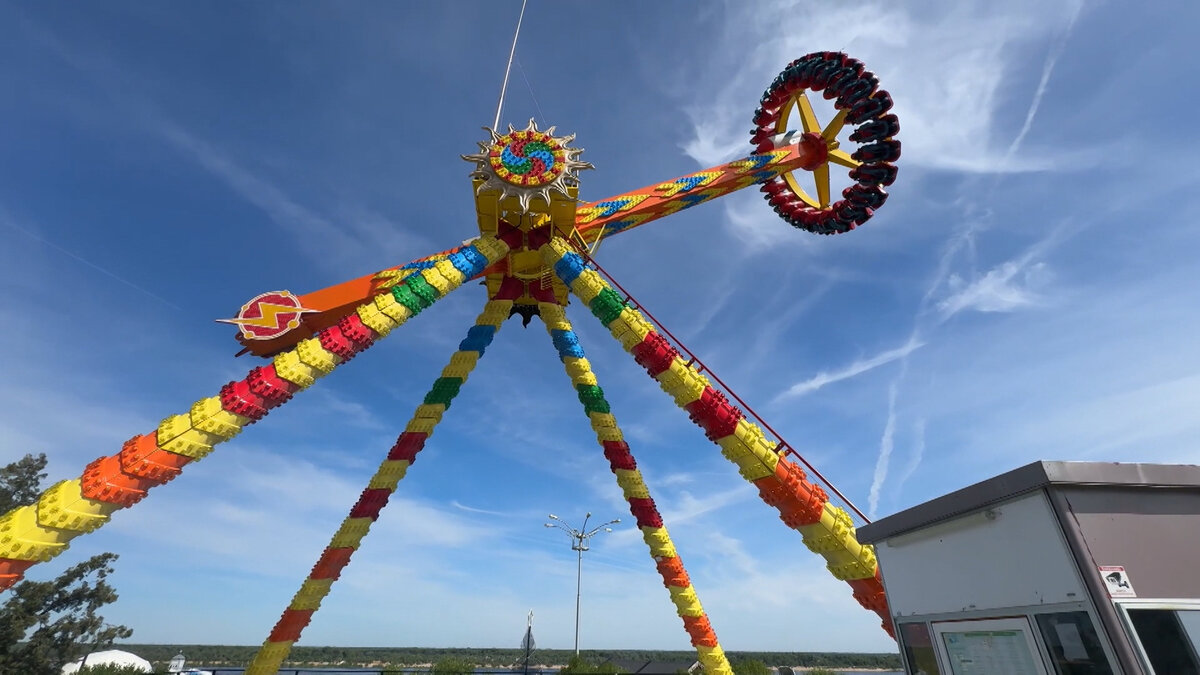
[
  {"left": 375, "top": 292, "right": 412, "bottom": 323},
  {"left": 0, "top": 506, "right": 72, "bottom": 561},
  {"left": 156, "top": 414, "right": 193, "bottom": 445},
  {"left": 368, "top": 460, "right": 411, "bottom": 490},
  {"left": 614, "top": 469, "right": 650, "bottom": 499},
  {"left": 414, "top": 404, "right": 445, "bottom": 424},
  {"left": 562, "top": 357, "right": 596, "bottom": 386},
  {"left": 330, "top": 517, "right": 373, "bottom": 549},
  {"left": 273, "top": 351, "right": 320, "bottom": 388},
  {"left": 356, "top": 303, "right": 399, "bottom": 336},
  {"left": 290, "top": 577, "right": 335, "bottom": 611},
  {"left": 159, "top": 427, "right": 221, "bottom": 459},
  {"left": 473, "top": 236, "right": 509, "bottom": 262},
  {"left": 36, "top": 480, "right": 118, "bottom": 533},
  {"left": 434, "top": 259, "right": 465, "bottom": 286},
  {"left": 538, "top": 303, "right": 567, "bottom": 327},
  {"left": 668, "top": 585, "right": 705, "bottom": 617},
  {"left": 190, "top": 397, "right": 248, "bottom": 440},
  {"left": 569, "top": 270, "right": 606, "bottom": 303},
  {"left": 420, "top": 267, "right": 452, "bottom": 295},
  {"left": 442, "top": 351, "right": 480, "bottom": 379},
  {"left": 641, "top": 526, "right": 677, "bottom": 558},
  {"left": 296, "top": 338, "right": 340, "bottom": 374},
  {"left": 244, "top": 641, "right": 295, "bottom": 675}
]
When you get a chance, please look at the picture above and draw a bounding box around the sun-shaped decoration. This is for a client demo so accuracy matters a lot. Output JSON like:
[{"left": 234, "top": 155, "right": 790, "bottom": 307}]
[{"left": 462, "top": 118, "right": 593, "bottom": 213}]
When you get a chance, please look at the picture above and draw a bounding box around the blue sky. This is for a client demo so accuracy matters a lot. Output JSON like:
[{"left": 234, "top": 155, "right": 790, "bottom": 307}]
[{"left": 2, "top": 0, "right": 1199, "bottom": 657}]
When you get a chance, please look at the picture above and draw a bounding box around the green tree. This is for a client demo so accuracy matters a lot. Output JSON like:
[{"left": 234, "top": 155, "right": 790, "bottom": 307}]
[
  {"left": 0, "top": 453, "right": 133, "bottom": 675},
  {"left": 731, "top": 659, "right": 771, "bottom": 675},
  {"left": 807, "top": 669, "right": 837, "bottom": 675},
  {"left": 432, "top": 655, "right": 477, "bottom": 675},
  {"left": 78, "top": 665, "right": 150, "bottom": 675}
]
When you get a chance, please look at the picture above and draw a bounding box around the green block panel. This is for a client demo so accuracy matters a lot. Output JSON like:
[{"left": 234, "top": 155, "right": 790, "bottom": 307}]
[
  {"left": 408, "top": 274, "right": 439, "bottom": 307},
  {"left": 576, "top": 384, "right": 611, "bottom": 414},
  {"left": 589, "top": 288, "right": 626, "bottom": 326},
  {"left": 393, "top": 284, "right": 426, "bottom": 314},
  {"left": 424, "top": 377, "right": 464, "bottom": 408}
]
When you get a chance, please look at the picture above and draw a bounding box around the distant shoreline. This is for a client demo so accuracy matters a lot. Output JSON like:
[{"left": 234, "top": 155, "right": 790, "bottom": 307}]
[{"left": 114, "top": 644, "right": 903, "bottom": 672}]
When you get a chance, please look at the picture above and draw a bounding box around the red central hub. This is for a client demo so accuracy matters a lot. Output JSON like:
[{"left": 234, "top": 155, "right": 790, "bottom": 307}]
[{"left": 797, "top": 131, "right": 829, "bottom": 171}]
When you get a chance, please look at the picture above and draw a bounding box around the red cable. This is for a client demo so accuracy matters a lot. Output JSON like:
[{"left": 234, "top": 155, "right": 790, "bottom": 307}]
[{"left": 579, "top": 250, "right": 870, "bottom": 524}]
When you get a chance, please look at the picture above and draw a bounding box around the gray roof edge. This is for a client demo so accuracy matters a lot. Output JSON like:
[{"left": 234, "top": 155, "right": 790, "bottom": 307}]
[{"left": 857, "top": 460, "right": 1200, "bottom": 544}]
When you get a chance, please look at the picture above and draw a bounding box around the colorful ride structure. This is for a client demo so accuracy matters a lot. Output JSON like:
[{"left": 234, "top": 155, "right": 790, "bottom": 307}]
[{"left": 0, "top": 52, "right": 900, "bottom": 675}]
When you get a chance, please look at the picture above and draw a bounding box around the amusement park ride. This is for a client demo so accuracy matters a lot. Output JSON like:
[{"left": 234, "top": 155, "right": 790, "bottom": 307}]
[{"left": 0, "top": 48, "right": 900, "bottom": 675}]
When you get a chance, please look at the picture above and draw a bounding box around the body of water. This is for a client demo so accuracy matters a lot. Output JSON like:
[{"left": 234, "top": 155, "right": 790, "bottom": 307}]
[{"left": 192, "top": 662, "right": 902, "bottom": 667}]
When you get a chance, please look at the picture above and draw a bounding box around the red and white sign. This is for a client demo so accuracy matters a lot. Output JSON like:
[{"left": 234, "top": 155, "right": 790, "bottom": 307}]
[{"left": 1099, "top": 565, "right": 1136, "bottom": 598}]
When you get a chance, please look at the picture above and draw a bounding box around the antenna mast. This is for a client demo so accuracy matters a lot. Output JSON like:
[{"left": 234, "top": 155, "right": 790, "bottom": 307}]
[{"left": 493, "top": 0, "right": 529, "bottom": 130}]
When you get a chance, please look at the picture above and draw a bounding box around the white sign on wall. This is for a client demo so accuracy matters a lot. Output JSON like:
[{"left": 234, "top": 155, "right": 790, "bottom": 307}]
[{"left": 1099, "top": 565, "right": 1136, "bottom": 597}]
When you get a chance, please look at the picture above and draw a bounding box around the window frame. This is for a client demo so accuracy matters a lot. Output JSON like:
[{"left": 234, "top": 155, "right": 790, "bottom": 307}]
[
  {"left": 930, "top": 616, "right": 1051, "bottom": 675},
  {"left": 1115, "top": 599, "right": 1200, "bottom": 674}
]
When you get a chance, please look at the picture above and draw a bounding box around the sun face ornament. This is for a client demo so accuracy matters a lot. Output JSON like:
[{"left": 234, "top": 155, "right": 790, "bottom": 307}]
[{"left": 462, "top": 118, "right": 593, "bottom": 213}]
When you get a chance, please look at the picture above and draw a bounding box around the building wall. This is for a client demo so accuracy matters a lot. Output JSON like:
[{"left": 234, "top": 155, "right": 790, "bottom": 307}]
[
  {"left": 1057, "top": 486, "right": 1200, "bottom": 600},
  {"left": 874, "top": 490, "right": 1089, "bottom": 616}
]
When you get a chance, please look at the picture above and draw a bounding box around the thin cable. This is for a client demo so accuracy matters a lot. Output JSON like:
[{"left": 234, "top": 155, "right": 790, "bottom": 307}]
[
  {"left": 493, "top": 0, "right": 529, "bottom": 131},
  {"left": 578, "top": 249, "right": 871, "bottom": 525},
  {"left": 515, "top": 55, "right": 547, "bottom": 126}
]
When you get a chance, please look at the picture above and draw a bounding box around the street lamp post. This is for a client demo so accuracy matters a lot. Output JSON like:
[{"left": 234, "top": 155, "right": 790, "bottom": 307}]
[{"left": 544, "top": 512, "right": 619, "bottom": 656}]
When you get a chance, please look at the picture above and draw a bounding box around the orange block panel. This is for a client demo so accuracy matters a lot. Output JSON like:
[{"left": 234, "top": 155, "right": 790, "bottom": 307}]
[{"left": 656, "top": 556, "right": 690, "bottom": 588}]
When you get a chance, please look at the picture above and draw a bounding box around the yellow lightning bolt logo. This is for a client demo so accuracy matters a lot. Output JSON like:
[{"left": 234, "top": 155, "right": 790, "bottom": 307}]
[{"left": 217, "top": 291, "right": 315, "bottom": 340}]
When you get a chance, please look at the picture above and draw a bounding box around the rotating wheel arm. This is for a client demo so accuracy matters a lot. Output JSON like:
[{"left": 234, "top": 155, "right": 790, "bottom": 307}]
[
  {"left": 0, "top": 235, "right": 514, "bottom": 591},
  {"left": 571, "top": 136, "right": 827, "bottom": 246}
]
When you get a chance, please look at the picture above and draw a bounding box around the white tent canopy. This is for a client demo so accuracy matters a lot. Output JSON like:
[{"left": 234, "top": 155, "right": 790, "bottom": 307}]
[{"left": 61, "top": 649, "right": 153, "bottom": 674}]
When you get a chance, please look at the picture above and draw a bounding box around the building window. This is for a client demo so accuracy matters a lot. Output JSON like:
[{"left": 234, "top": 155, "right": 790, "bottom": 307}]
[
  {"left": 1127, "top": 608, "right": 1200, "bottom": 674},
  {"left": 899, "top": 622, "right": 942, "bottom": 675},
  {"left": 1033, "top": 611, "right": 1113, "bottom": 674}
]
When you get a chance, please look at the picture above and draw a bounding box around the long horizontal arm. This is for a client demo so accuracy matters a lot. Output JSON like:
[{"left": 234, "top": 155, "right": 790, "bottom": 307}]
[
  {"left": 0, "top": 236, "right": 512, "bottom": 591},
  {"left": 573, "top": 135, "right": 824, "bottom": 245}
]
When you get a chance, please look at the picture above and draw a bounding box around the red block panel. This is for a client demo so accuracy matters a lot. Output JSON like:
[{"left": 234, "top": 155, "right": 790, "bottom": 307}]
[
  {"left": 349, "top": 488, "right": 391, "bottom": 521},
  {"left": 220, "top": 380, "right": 268, "bottom": 421},
  {"left": 310, "top": 547, "right": 355, "bottom": 580},
  {"left": 630, "top": 332, "right": 678, "bottom": 376},
  {"left": 268, "top": 608, "right": 315, "bottom": 642},
  {"left": 628, "top": 497, "right": 664, "bottom": 528},
  {"left": 388, "top": 432, "right": 428, "bottom": 462},
  {"left": 602, "top": 441, "right": 637, "bottom": 471}
]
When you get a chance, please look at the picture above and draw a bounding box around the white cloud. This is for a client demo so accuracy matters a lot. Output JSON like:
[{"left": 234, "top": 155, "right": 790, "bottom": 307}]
[
  {"left": 937, "top": 260, "right": 1048, "bottom": 316},
  {"left": 868, "top": 380, "right": 900, "bottom": 519},
  {"left": 682, "top": 1, "right": 1087, "bottom": 174},
  {"left": 776, "top": 336, "right": 924, "bottom": 400}
]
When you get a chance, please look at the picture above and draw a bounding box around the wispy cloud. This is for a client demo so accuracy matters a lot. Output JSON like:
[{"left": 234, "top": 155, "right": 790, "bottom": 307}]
[
  {"left": 932, "top": 218, "right": 1074, "bottom": 320},
  {"left": 868, "top": 373, "right": 904, "bottom": 519},
  {"left": 0, "top": 206, "right": 183, "bottom": 311},
  {"left": 451, "top": 500, "right": 514, "bottom": 517},
  {"left": 892, "top": 418, "right": 926, "bottom": 502},
  {"left": 937, "top": 260, "right": 1049, "bottom": 316},
  {"left": 681, "top": 1, "right": 1088, "bottom": 173},
  {"left": 1003, "top": 0, "right": 1083, "bottom": 165},
  {"left": 13, "top": 16, "right": 433, "bottom": 276},
  {"left": 775, "top": 336, "right": 924, "bottom": 401}
]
